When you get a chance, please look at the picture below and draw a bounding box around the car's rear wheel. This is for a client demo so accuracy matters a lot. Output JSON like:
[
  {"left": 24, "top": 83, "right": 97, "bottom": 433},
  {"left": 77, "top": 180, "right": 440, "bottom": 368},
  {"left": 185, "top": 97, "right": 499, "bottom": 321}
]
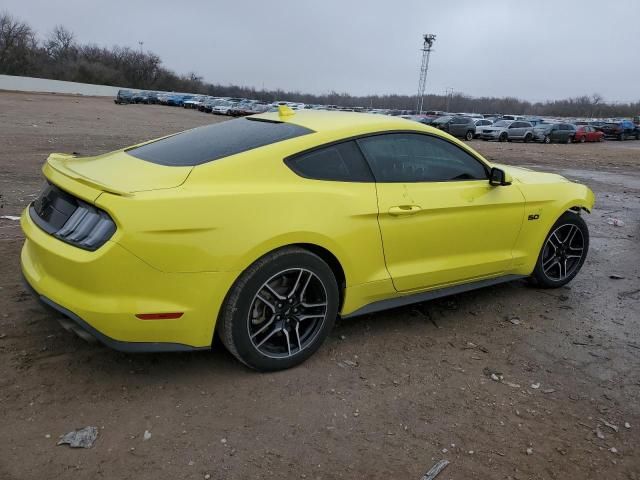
[
  {"left": 544, "top": 135, "right": 551, "bottom": 144},
  {"left": 465, "top": 130, "right": 474, "bottom": 141},
  {"left": 499, "top": 133, "right": 508, "bottom": 142},
  {"left": 218, "top": 247, "right": 339, "bottom": 371},
  {"left": 566, "top": 135, "right": 573, "bottom": 144},
  {"left": 579, "top": 135, "right": 586, "bottom": 143},
  {"left": 524, "top": 133, "right": 532, "bottom": 143},
  {"left": 531, "top": 212, "right": 589, "bottom": 288}
]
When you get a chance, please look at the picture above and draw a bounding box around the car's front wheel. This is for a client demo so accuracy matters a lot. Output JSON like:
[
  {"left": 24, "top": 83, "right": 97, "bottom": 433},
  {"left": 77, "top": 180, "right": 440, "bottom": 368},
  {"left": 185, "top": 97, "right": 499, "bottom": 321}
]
[
  {"left": 218, "top": 247, "right": 339, "bottom": 371},
  {"left": 465, "top": 130, "right": 474, "bottom": 141},
  {"left": 544, "top": 135, "right": 551, "bottom": 144},
  {"left": 499, "top": 132, "right": 508, "bottom": 142},
  {"left": 531, "top": 212, "right": 589, "bottom": 288}
]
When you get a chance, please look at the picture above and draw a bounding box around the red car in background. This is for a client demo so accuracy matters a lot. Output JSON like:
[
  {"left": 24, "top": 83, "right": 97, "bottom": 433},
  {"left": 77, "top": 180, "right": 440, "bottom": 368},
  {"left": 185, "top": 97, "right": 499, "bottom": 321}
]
[{"left": 574, "top": 125, "right": 604, "bottom": 143}]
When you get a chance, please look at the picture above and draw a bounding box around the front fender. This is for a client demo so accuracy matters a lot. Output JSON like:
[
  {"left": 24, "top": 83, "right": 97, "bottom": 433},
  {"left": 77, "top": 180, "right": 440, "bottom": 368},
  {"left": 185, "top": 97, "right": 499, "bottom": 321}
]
[{"left": 511, "top": 181, "right": 594, "bottom": 275}]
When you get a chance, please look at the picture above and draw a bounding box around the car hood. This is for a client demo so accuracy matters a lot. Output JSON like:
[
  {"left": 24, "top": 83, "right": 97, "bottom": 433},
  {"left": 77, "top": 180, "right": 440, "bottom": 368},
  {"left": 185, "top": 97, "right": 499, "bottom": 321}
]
[
  {"left": 496, "top": 164, "right": 569, "bottom": 185},
  {"left": 45, "top": 150, "right": 192, "bottom": 199}
]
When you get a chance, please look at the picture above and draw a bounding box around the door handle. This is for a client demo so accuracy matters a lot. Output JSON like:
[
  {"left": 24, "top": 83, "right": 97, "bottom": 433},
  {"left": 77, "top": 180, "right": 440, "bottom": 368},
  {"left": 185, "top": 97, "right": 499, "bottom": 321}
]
[{"left": 388, "top": 205, "right": 422, "bottom": 216}]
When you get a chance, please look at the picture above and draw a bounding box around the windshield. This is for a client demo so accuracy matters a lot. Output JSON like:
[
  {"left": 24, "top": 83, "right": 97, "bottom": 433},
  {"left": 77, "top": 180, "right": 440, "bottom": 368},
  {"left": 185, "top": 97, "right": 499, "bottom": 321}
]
[{"left": 492, "top": 120, "right": 511, "bottom": 127}]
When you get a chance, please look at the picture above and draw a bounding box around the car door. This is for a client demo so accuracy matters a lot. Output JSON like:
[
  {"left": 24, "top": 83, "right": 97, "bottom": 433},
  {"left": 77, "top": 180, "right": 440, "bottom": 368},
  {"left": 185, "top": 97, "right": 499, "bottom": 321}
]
[
  {"left": 449, "top": 117, "right": 464, "bottom": 137},
  {"left": 357, "top": 133, "right": 526, "bottom": 292},
  {"left": 556, "top": 124, "right": 568, "bottom": 142},
  {"left": 508, "top": 122, "right": 524, "bottom": 140}
]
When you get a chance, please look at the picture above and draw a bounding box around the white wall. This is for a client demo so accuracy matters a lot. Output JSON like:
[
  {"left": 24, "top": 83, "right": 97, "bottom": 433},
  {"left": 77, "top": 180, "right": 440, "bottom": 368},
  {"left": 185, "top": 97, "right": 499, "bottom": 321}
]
[{"left": 0, "top": 75, "right": 122, "bottom": 96}]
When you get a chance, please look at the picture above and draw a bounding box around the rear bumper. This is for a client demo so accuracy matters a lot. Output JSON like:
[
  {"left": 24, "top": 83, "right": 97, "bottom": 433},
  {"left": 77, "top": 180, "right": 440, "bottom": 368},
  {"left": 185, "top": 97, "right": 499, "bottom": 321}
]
[
  {"left": 21, "top": 208, "right": 239, "bottom": 351},
  {"left": 23, "top": 275, "right": 202, "bottom": 352}
]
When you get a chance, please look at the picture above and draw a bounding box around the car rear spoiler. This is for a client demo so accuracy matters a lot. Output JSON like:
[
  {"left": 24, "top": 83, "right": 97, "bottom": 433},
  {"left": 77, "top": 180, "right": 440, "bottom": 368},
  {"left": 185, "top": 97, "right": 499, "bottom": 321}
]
[{"left": 45, "top": 153, "right": 133, "bottom": 197}]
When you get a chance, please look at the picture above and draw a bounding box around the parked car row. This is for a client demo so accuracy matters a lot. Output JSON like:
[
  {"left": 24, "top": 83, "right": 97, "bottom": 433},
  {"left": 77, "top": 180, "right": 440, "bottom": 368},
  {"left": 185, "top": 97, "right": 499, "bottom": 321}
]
[{"left": 114, "top": 89, "right": 640, "bottom": 141}]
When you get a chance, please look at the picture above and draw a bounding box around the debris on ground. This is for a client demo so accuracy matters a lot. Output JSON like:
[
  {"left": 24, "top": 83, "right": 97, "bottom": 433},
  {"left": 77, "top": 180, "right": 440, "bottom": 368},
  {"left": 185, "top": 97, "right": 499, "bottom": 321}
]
[
  {"left": 483, "top": 367, "right": 502, "bottom": 378},
  {"left": 339, "top": 359, "right": 358, "bottom": 368},
  {"left": 609, "top": 274, "right": 625, "bottom": 280},
  {"left": 600, "top": 419, "right": 619, "bottom": 432},
  {"left": 0, "top": 215, "right": 20, "bottom": 221},
  {"left": 526, "top": 447, "right": 534, "bottom": 455},
  {"left": 57, "top": 426, "right": 98, "bottom": 448},
  {"left": 531, "top": 383, "right": 541, "bottom": 389},
  {"left": 143, "top": 430, "right": 151, "bottom": 441},
  {"left": 420, "top": 459, "right": 449, "bottom": 480},
  {"left": 595, "top": 428, "right": 605, "bottom": 440},
  {"left": 624, "top": 422, "right": 631, "bottom": 429},
  {"left": 606, "top": 218, "right": 625, "bottom": 227}
]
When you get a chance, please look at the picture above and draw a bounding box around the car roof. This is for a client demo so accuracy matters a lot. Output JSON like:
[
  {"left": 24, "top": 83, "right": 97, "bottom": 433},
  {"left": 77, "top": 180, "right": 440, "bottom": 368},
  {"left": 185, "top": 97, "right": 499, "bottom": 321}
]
[{"left": 252, "top": 110, "right": 424, "bottom": 136}]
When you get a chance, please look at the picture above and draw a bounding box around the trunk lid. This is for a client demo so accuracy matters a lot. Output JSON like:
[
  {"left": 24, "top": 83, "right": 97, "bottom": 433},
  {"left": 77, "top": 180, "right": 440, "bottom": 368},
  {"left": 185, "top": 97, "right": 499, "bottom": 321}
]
[{"left": 45, "top": 151, "right": 192, "bottom": 201}]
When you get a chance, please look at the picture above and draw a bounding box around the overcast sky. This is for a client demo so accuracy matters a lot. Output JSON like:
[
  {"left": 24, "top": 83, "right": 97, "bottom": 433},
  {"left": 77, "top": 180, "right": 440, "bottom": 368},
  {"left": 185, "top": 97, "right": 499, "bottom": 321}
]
[{"left": 5, "top": 0, "right": 640, "bottom": 102}]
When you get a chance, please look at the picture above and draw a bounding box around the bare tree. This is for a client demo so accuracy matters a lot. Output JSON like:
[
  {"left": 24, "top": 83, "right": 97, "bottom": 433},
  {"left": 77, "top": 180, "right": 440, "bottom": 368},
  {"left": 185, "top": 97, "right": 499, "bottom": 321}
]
[
  {"left": 45, "top": 25, "right": 75, "bottom": 60},
  {"left": 0, "top": 11, "right": 36, "bottom": 74}
]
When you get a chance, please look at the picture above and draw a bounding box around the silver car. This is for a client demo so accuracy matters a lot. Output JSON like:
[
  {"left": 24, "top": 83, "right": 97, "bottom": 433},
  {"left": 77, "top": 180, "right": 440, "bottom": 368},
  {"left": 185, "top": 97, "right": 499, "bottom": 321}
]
[{"left": 479, "top": 120, "right": 534, "bottom": 142}]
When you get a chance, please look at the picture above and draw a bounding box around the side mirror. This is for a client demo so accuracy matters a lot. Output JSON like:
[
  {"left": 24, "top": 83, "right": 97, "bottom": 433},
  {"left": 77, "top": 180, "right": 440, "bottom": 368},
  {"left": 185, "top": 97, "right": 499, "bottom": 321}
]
[{"left": 489, "top": 167, "right": 512, "bottom": 186}]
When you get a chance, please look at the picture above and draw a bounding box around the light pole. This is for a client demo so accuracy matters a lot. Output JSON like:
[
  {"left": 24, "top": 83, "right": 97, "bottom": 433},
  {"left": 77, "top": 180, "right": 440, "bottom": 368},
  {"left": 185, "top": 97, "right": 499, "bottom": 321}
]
[{"left": 416, "top": 34, "right": 436, "bottom": 114}]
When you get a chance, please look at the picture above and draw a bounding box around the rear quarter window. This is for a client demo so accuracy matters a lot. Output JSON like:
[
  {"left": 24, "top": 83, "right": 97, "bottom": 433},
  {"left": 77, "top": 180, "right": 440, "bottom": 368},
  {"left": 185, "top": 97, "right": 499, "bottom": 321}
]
[
  {"left": 285, "top": 141, "right": 374, "bottom": 182},
  {"left": 127, "top": 118, "right": 314, "bottom": 166}
]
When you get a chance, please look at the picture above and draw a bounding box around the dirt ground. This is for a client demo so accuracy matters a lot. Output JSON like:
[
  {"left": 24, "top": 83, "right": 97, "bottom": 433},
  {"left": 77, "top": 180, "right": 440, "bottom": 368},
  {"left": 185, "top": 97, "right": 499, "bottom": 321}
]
[{"left": 1, "top": 92, "right": 639, "bottom": 480}]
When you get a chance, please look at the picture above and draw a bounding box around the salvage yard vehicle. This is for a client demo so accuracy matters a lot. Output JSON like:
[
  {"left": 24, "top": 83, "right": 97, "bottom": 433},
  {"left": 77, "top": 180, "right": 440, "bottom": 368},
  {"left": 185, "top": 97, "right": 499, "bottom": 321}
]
[
  {"left": 114, "top": 89, "right": 134, "bottom": 104},
  {"left": 533, "top": 123, "right": 576, "bottom": 144},
  {"left": 480, "top": 120, "right": 535, "bottom": 142},
  {"left": 432, "top": 115, "right": 477, "bottom": 140},
  {"left": 600, "top": 120, "right": 640, "bottom": 140},
  {"left": 21, "top": 108, "right": 594, "bottom": 371},
  {"left": 473, "top": 119, "right": 493, "bottom": 138},
  {"left": 574, "top": 125, "right": 604, "bottom": 143}
]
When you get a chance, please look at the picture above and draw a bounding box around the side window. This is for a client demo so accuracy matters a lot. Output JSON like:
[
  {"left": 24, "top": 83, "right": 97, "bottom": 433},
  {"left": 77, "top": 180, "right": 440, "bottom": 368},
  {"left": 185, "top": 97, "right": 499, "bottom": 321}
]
[
  {"left": 285, "top": 140, "right": 374, "bottom": 182},
  {"left": 357, "top": 133, "right": 487, "bottom": 183}
]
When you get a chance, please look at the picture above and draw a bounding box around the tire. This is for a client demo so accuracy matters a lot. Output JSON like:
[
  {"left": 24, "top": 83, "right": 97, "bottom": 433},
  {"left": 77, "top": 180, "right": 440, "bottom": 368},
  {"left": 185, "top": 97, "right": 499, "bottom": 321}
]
[
  {"left": 499, "top": 133, "right": 508, "bottom": 142},
  {"left": 218, "top": 247, "right": 339, "bottom": 371},
  {"left": 579, "top": 135, "right": 586, "bottom": 143},
  {"left": 619, "top": 133, "right": 626, "bottom": 141},
  {"left": 544, "top": 135, "right": 551, "bottom": 144},
  {"left": 465, "top": 130, "right": 474, "bottom": 141},
  {"left": 635, "top": 132, "right": 640, "bottom": 140},
  {"left": 531, "top": 211, "right": 589, "bottom": 288},
  {"left": 565, "top": 136, "right": 573, "bottom": 144},
  {"left": 524, "top": 133, "right": 532, "bottom": 143},
  {"left": 598, "top": 135, "right": 604, "bottom": 142}
]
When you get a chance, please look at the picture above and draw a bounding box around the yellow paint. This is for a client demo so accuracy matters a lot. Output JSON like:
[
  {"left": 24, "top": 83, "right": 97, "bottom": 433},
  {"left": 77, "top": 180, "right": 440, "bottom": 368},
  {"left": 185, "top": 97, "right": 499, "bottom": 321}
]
[{"left": 20, "top": 111, "right": 595, "bottom": 348}]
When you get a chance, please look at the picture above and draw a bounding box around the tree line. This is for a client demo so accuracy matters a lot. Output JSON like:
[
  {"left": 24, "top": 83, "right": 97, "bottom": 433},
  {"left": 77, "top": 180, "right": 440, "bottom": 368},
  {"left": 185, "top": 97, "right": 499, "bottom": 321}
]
[{"left": 1, "top": 12, "right": 638, "bottom": 118}]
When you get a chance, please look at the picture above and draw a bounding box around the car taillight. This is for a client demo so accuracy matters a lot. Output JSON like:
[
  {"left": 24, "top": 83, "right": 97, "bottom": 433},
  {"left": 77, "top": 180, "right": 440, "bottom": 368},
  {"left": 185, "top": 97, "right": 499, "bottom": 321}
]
[
  {"left": 54, "top": 203, "right": 116, "bottom": 251},
  {"left": 30, "top": 183, "right": 116, "bottom": 251}
]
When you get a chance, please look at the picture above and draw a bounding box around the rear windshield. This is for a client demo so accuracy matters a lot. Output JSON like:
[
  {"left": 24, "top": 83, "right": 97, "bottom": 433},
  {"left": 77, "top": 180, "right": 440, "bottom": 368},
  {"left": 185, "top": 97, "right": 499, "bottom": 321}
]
[{"left": 127, "top": 118, "right": 313, "bottom": 166}]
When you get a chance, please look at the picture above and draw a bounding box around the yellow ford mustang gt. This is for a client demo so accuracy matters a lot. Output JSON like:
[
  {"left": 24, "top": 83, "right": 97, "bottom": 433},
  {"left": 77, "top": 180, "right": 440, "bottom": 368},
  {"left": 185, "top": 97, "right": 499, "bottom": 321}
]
[{"left": 21, "top": 107, "right": 594, "bottom": 370}]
